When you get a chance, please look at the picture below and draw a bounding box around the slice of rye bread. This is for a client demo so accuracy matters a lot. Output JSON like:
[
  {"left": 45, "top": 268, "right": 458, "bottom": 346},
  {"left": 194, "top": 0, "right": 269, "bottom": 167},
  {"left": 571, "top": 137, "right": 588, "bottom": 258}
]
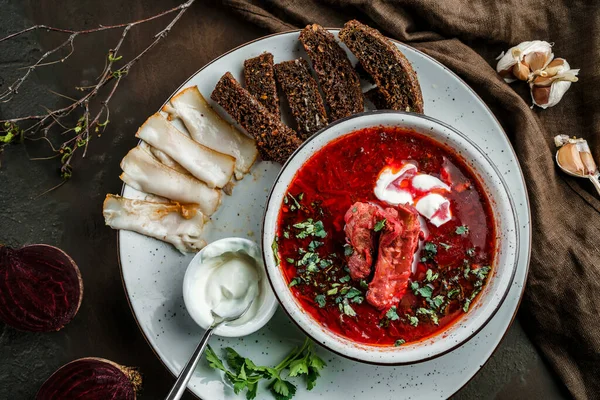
[
  {"left": 299, "top": 24, "right": 363, "bottom": 121},
  {"left": 274, "top": 58, "right": 328, "bottom": 140},
  {"left": 243, "top": 53, "right": 280, "bottom": 116},
  {"left": 339, "top": 20, "right": 424, "bottom": 113},
  {"left": 211, "top": 72, "right": 302, "bottom": 164}
]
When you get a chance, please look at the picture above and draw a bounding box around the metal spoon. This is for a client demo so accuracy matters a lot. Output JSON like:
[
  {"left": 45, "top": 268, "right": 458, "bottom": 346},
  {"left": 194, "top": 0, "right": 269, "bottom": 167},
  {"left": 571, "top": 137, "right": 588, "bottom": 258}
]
[
  {"left": 165, "top": 300, "right": 254, "bottom": 400},
  {"left": 556, "top": 152, "right": 600, "bottom": 196}
]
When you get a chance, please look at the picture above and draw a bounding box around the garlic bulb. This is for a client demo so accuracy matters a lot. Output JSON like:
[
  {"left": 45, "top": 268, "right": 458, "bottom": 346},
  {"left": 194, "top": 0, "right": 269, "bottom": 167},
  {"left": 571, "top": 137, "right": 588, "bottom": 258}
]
[
  {"left": 554, "top": 135, "right": 597, "bottom": 176},
  {"left": 496, "top": 41, "right": 554, "bottom": 83},
  {"left": 530, "top": 58, "right": 579, "bottom": 109}
]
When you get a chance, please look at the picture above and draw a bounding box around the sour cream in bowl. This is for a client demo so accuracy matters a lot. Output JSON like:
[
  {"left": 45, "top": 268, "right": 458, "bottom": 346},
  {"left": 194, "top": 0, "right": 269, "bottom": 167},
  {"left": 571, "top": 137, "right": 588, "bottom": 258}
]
[{"left": 183, "top": 237, "right": 277, "bottom": 337}]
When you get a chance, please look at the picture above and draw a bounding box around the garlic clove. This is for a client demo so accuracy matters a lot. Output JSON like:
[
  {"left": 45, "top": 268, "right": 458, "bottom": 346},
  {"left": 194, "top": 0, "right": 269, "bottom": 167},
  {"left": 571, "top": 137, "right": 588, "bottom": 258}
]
[
  {"left": 524, "top": 50, "right": 553, "bottom": 72},
  {"left": 496, "top": 40, "right": 553, "bottom": 83},
  {"left": 530, "top": 58, "right": 579, "bottom": 108},
  {"left": 557, "top": 143, "right": 586, "bottom": 175},
  {"left": 581, "top": 152, "right": 598, "bottom": 175},
  {"left": 512, "top": 62, "right": 530, "bottom": 81}
]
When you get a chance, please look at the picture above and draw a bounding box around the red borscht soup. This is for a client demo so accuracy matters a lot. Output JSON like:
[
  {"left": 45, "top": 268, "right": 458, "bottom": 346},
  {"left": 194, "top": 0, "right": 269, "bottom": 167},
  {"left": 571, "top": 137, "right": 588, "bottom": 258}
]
[{"left": 275, "top": 126, "right": 496, "bottom": 346}]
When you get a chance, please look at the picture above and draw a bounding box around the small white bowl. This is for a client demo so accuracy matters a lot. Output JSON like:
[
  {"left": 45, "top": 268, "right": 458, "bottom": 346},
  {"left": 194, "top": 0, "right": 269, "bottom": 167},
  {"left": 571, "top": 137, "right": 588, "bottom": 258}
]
[
  {"left": 182, "top": 237, "right": 278, "bottom": 337},
  {"left": 262, "top": 111, "right": 520, "bottom": 365}
]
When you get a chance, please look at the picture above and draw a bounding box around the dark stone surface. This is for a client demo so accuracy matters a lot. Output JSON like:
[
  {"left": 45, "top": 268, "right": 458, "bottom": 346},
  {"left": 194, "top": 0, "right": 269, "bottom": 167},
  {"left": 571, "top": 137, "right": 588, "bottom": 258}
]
[{"left": 0, "top": 1, "right": 571, "bottom": 399}]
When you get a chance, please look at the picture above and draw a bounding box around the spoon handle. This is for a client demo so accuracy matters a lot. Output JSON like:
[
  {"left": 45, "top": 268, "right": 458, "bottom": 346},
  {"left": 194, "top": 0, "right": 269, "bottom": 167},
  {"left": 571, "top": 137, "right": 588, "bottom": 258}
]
[
  {"left": 165, "top": 325, "right": 216, "bottom": 400},
  {"left": 589, "top": 173, "right": 600, "bottom": 197}
]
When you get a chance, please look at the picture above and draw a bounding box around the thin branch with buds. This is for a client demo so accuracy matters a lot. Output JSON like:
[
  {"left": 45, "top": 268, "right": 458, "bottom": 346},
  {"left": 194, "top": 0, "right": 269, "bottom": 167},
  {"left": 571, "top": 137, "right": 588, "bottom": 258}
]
[{"left": 0, "top": 0, "right": 196, "bottom": 179}]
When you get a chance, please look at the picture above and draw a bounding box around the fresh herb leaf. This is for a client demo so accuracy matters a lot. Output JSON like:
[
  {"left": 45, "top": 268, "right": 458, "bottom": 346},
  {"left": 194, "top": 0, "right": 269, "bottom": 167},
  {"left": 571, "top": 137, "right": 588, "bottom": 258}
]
[
  {"left": 327, "top": 287, "right": 338, "bottom": 296},
  {"left": 342, "top": 300, "right": 357, "bottom": 317},
  {"left": 315, "top": 294, "right": 326, "bottom": 308},
  {"left": 339, "top": 275, "right": 351, "bottom": 283},
  {"left": 415, "top": 285, "right": 433, "bottom": 298},
  {"left": 466, "top": 247, "right": 475, "bottom": 257},
  {"left": 308, "top": 240, "right": 323, "bottom": 251},
  {"left": 455, "top": 225, "right": 469, "bottom": 235},
  {"left": 294, "top": 219, "right": 327, "bottom": 239},
  {"left": 429, "top": 295, "right": 445, "bottom": 310},
  {"left": 298, "top": 193, "right": 304, "bottom": 201},
  {"left": 284, "top": 231, "right": 290, "bottom": 239},
  {"left": 472, "top": 266, "right": 491, "bottom": 281},
  {"left": 343, "top": 244, "right": 354, "bottom": 256},
  {"left": 424, "top": 242, "right": 437, "bottom": 254},
  {"left": 425, "top": 269, "right": 439, "bottom": 282},
  {"left": 440, "top": 242, "right": 452, "bottom": 250},
  {"left": 288, "top": 278, "right": 300, "bottom": 288},
  {"left": 246, "top": 383, "right": 258, "bottom": 399},
  {"left": 416, "top": 307, "right": 439, "bottom": 325},
  {"left": 224, "top": 347, "right": 245, "bottom": 374},
  {"left": 205, "top": 345, "right": 228, "bottom": 373},
  {"left": 386, "top": 306, "right": 400, "bottom": 321},
  {"left": 447, "top": 288, "right": 460, "bottom": 298},
  {"left": 359, "top": 280, "right": 369, "bottom": 289},
  {"left": 406, "top": 314, "right": 419, "bottom": 327},
  {"left": 394, "top": 339, "right": 406, "bottom": 346},
  {"left": 352, "top": 206, "right": 358, "bottom": 213},
  {"left": 374, "top": 219, "right": 387, "bottom": 232},
  {"left": 270, "top": 379, "right": 297, "bottom": 400},
  {"left": 319, "top": 259, "right": 332, "bottom": 269},
  {"left": 288, "top": 359, "right": 309, "bottom": 377},
  {"left": 345, "top": 287, "right": 362, "bottom": 300},
  {"left": 272, "top": 239, "right": 280, "bottom": 266},
  {"left": 286, "top": 258, "right": 295, "bottom": 264}
]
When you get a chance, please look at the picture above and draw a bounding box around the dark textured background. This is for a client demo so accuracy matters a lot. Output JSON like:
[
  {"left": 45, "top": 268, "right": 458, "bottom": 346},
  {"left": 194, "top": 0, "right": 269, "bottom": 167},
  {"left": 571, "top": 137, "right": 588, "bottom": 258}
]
[{"left": 0, "top": 1, "right": 571, "bottom": 399}]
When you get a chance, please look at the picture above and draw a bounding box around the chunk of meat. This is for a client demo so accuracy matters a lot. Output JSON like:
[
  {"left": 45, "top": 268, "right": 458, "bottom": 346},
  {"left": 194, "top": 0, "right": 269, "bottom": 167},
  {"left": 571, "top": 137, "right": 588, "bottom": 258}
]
[
  {"left": 367, "top": 204, "right": 421, "bottom": 310},
  {"left": 344, "top": 202, "right": 379, "bottom": 280}
]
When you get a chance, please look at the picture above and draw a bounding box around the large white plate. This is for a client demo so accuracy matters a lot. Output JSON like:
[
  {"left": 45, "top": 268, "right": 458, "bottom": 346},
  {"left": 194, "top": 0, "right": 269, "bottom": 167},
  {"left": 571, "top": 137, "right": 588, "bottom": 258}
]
[{"left": 119, "top": 30, "right": 531, "bottom": 399}]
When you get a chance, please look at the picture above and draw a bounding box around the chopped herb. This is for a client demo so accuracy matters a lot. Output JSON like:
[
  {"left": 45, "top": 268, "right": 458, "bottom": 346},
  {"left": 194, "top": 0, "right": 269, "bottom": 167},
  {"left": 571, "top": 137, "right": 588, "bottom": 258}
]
[
  {"left": 352, "top": 206, "right": 358, "bottom": 213},
  {"left": 425, "top": 269, "right": 439, "bottom": 282},
  {"left": 308, "top": 240, "right": 323, "bottom": 251},
  {"left": 424, "top": 242, "right": 437, "bottom": 254},
  {"left": 327, "top": 287, "right": 338, "bottom": 296},
  {"left": 462, "top": 288, "right": 482, "bottom": 312},
  {"left": 359, "top": 280, "right": 369, "bottom": 290},
  {"left": 314, "top": 294, "right": 326, "bottom": 308},
  {"left": 345, "top": 287, "right": 362, "bottom": 300},
  {"left": 286, "top": 258, "right": 295, "bottom": 264},
  {"left": 343, "top": 244, "right": 354, "bottom": 257},
  {"left": 374, "top": 219, "right": 387, "bottom": 232},
  {"left": 410, "top": 281, "right": 419, "bottom": 291},
  {"left": 416, "top": 307, "right": 439, "bottom": 325},
  {"left": 339, "top": 275, "right": 351, "bottom": 283},
  {"left": 272, "top": 239, "right": 280, "bottom": 266},
  {"left": 447, "top": 288, "right": 461, "bottom": 298},
  {"left": 294, "top": 219, "right": 327, "bottom": 239},
  {"left": 466, "top": 247, "right": 475, "bottom": 257},
  {"left": 284, "top": 231, "right": 290, "bottom": 239},
  {"left": 415, "top": 285, "right": 433, "bottom": 298},
  {"left": 386, "top": 306, "right": 400, "bottom": 321},
  {"left": 455, "top": 225, "right": 469, "bottom": 235},
  {"left": 429, "top": 295, "right": 445, "bottom": 310},
  {"left": 286, "top": 193, "right": 302, "bottom": 211},
  {"left": 394, "top": 339, "right": 406, "bottom": 347},
  {"left": 319, "top": 259, "right": 332, "bottom": 269},
  {"left": 298, "top": 193, "right": 304, "bottom": 201},
  {"left": 406, "top": 314, "right": 419, "bottom": 327},
  {"left": 440, "top": 242, "right": 452, "bottom": 250},
  {"left": 341, "top": 299, "right": 357, "bottom": 317},
  {"left": 472, "top": 266, "right": 491, "bottom": 281},
  {"left": 288, "top": 278, "right": 300, "bottom": 288}
]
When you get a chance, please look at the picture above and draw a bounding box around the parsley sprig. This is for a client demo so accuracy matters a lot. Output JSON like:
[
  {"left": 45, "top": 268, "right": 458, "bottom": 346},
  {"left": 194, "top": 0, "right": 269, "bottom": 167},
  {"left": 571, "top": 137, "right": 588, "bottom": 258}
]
[{"left": 206, "top": 338, "right": 325, "bottom": 400}]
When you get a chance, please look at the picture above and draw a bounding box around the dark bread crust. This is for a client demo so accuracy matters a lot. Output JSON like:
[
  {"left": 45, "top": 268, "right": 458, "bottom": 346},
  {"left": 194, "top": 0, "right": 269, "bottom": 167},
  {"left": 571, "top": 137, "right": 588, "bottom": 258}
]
[
  {"left": 299, "top": 24, "right": 364, "bottom": 121},
  {"left": 243, "top": 53, "right": 280, "bottom": 116},
  {"left": 211, "top": 72, "right": 302, "bottom": 164},
  {"left": 274, "top": 58, "right": 328, "bottom": 140},
  {"left": 339, "top": 20, "right": 424, "bottom": 113}
]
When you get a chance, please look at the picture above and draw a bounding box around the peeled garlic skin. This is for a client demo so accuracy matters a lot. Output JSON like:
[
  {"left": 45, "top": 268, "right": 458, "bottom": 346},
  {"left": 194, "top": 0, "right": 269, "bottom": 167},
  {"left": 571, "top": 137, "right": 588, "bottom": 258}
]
[{"left": 557, "top": 143, "right": 586, "bottom": 176}]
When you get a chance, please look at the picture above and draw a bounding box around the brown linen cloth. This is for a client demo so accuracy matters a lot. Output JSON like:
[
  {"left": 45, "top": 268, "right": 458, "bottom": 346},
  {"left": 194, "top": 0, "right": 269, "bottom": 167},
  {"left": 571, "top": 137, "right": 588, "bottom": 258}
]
[{"left": 224, "top": 1, "right": 600, "bottom": 399}]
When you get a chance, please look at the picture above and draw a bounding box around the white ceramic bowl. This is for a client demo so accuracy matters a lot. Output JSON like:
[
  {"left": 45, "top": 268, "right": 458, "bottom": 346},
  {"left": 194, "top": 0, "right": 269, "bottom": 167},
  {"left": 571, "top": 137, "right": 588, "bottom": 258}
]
[
  {"left": 262, "top": 111, "right": 519, "bottom": 365},
  {"left": 183, "top": 237, "right": 278, "bottom": 337}
]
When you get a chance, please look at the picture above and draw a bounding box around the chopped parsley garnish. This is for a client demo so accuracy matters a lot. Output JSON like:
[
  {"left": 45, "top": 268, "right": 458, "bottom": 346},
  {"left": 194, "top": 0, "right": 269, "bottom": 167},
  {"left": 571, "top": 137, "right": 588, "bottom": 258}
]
[
  {"left": 466, "top": 247, "right": 475, "bottom": 257},
  {"left": 425, "top": 269, "right": 439, "bottom": 282},
  {"left": 343, "top": 244, "right": 354, "bottom": 257},
  {"left": 314, "top": 294, "right": 326, "bottom": 308},
  {"left": 339, "top": 275, "right": 351, "bottom": 283},
  {"left": 294, "top": 219, "right": 327, "bottom": 239},
  {"left": 394, "top": 339, "right": 406, "bottom": 347},
  {"left": 428, "top": 295, "right": 445, "bottom": 310},
  {"left": 284, "top": 192, "right": 302, "bottom": 211},
  {"left": 205, "top": 338, "right": 325, "bottom": 399},
  {"left": 374, "top": 219, "right": 387, "bottom": 232},
  {"left": 416, "top": 307, "right": 439, "bottom": 325},
  {"left": 359, "top": 280, "right": 369, "bottom": 289},
  {"left": 345, "top": 287, "right": 364, "bottom": 304},
  {"left": 327, "top": 287, "right": 338, "bottom": 296},
  {"left": 286, "top": 258, "right": 295, "bottom": 264},
  {"left": 283, "top": 231, "right": 290, "bottom": 239},
  {"left": 272, "top": 239, "right": 280, "bottom": 266},
  {"left": 447, "top": 288, "right": 461, "bottom": 298},
  {"left": 406, "top": 314, "right": 419, "bottom": 327},
  {"left": 455, "top": 225, "right": 469, "bottom": 235},
  {"left": 288, "top": 278, "right": 300, "bottom": 288},
  {"left": 415, "top": 285, "right": 433, "bottom": 298},
  {"left": 340, "top": 298, "right": 357, "bottom": 317},
  {"left": 424, "top": 242, "right": 437, "bottom": 254},
  {"left": 352, "top": 206, "right": 358, "bottom": 213},
  {"left": 440, "top": 242, "right": 452, "bottom": 250},
  {"left": 308, "top": 240, "right": 323, "bottom": 251},
  {"left": 386, "top": 306, "right": 400, "bottom": 321}
]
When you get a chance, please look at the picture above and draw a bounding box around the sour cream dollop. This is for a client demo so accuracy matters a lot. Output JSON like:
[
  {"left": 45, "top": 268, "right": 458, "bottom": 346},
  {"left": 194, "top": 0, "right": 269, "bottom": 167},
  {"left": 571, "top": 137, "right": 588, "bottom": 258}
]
[
  {"left": 374, "top": 163, "right": 453, "bottom": 227},
  {"left": 184, "top": 239, "right": 263, "bottom": 329}
]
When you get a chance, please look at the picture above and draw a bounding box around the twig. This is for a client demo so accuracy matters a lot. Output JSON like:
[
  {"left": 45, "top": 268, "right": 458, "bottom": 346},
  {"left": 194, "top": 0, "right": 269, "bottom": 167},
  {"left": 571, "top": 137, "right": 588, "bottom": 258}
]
[{"left": 0, "top": 0, "right": 196, "bottom": 182}]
